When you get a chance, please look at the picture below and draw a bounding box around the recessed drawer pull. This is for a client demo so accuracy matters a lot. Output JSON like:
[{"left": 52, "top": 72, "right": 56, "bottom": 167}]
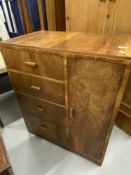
[
  {"left": 37, "top": 106, "right": 45, "bottom": 112},
  {"left": 24, "top": 61, "right": 37, "bottom": 67},
  {"left": 40, "top": 125, "right": 48, "bottom": 130},
  {"left": 30, "top": 86, "right": 40, "bottom": 91}
]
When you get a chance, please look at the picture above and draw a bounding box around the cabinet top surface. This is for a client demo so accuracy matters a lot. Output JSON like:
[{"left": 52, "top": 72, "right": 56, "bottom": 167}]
[{"left": 1, "top": 31, "right": 131, "bottom": 63}]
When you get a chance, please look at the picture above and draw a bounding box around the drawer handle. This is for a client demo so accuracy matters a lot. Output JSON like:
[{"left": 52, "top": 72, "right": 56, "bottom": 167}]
[
  {"left": 24, "top": 61, "right": 37, "bottom": 67},
  {"left": 41, "top": 125, "right": 48, "bottom": 130},
  {"left": 37, "top": 106, "right": 45, "bottom": 112},
  {"left": 30, "top": 86, "right": 40, "bottom": 91}
]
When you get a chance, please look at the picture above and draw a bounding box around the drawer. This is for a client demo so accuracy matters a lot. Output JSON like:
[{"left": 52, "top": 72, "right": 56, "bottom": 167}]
[
  {"left": 16, "top": 93, "right": 67, "bottom": 127},
  {"left": 2, "top": 49, "right": 64, "bottom": 80},
  {"left": 10, "top": 72, "right": 65, "bottom": 105},
  {"left": 23, "top": 112, "right": 68, "bottom": 145}
]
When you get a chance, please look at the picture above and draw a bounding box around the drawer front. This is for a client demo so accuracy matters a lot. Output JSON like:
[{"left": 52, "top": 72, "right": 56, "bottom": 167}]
[
  {"left": 2, "top": 49, "right": 64, "bottom": 80},
  {"left": 23, "top": 113, "right": 68, "bottom": 145},
  {"left": 2, "top": 49, "right": 39, "bottom": 74},
  {"left": 16, "top": 93, "right": 67, "bottom": 127},
  {"left": 10, "top": 72, "right": 65, "bottom": 105},
  {"left": 35, "top": 53, "right": 64, "bottom": 80}
]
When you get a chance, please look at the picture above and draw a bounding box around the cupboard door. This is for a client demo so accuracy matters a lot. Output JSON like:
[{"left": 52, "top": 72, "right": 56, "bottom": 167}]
[
  {"left": 68, "top": 57, "right": 125, "bottom": 164},
  {"left": 66, "top": 0, "right": 104, "bottom": 32},
  {"left": 113, "top": 0, "right": 131, "bottom": 34}
]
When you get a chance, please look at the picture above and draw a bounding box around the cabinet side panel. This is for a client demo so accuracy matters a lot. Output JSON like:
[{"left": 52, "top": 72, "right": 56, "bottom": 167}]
[{"left": 116, "top": 73, "right": 131, "bottom": 135}]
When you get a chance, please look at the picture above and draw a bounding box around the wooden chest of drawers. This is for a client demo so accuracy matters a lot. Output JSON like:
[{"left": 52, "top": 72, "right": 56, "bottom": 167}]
[{"left": 0, "top": 31, "right": 131, "bottom": 165}]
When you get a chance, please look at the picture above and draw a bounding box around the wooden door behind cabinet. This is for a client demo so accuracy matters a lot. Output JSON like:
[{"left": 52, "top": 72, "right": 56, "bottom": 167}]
[
  {"left": 65, "top": 0, "right": 131, "bottom": 34},
  {"left": 68, "top": 57, "right": 125, "bottom": 164},
  {"left": 66, "top": 0, "right": 105, "bottom": 32},
  {"left": 113, "top": 0, "right": 131, "bottom": 34}
]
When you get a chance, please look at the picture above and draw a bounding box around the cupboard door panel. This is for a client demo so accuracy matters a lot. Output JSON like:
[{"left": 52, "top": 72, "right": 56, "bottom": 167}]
[
  {"left": 68, "top": 57, "right": 125, "bottom": 164},
  {"left": 66, "top": 0, "right": 101, "bottom": 32}
]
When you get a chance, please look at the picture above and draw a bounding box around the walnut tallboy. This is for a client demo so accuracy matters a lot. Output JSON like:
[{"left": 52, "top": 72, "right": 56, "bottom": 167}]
[{"left": 0, "top": 31, "right": 131, "bottom": 165}]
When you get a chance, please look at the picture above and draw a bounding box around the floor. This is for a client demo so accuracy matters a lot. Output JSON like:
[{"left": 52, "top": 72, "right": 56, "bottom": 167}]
[
  {"left": 0, "top": 90, "right": 21, "bottom": 126},
  {"left": 0, "top": 91, "right": 131, "bottom": 175},
  {"left": 0, "top": 119, "right": 131, "bottom": 175}
]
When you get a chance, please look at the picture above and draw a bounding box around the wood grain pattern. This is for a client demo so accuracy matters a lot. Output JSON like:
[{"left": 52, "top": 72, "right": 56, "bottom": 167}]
[
  {"left": 116, "top": 73, "right": 131, "bottom": 135},
  {"left": 65, "top": 0, "right": 131, "bottom": 35},
  {"left": 68, "top": 57, "right": 125, "bottom": 164},
  {"left": 16, "top": 93, "right": 67, "bottom": 127},
  {"left": 23, "top": 112, "right": 68, "bottom": 146},
  {"left": 37, "top": 0, "right": 45, "bottom": 30},
  {"left": 113, "top": 0, "right": 131, "bottom": 34},
  {"left": 17, "top": 0, "right": 32, "bottom": 33},
  {"left": 122, "top": 73, "right": 131, "bottom": 105},
  {"left": 9, "top": 71, "right": 65, "bottom": 105},
  {"left": 46, "top": 0, "right": 65, "bottom": 31},
  {"left": 46, "top": 0, "right": 56, "bottom": 30},
  {"left": 2, "top": 49, "right": 65, "bottom": 80},
  {"left": 97, "top": 0, "right": 107, "bottom": 33},
  {"left": 66, "top": 0, "right": 100, "bottom": 32},
  {"left": 1, "top": 31, "right": 131, "bottom": 64},
  {"left": 0, "top": 31, "right": 131, "bottom": 165},
  {"left": 116, "top": 111, "right": 131, "bottom": 136},
  {"left": 104, "top": 0, "right": 119, "bottom": 34}
]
